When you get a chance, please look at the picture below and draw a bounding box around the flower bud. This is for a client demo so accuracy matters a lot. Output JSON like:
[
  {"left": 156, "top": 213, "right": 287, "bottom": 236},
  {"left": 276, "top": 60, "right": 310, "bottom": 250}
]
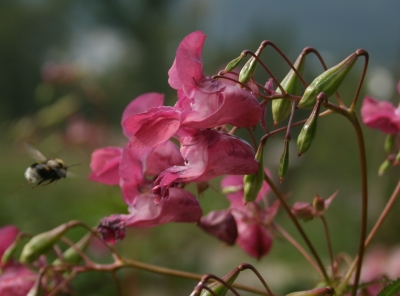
[
  {"left": 52, "top": 233, "right": 90, "bottom": 266},
  {"left": 384, "top": 134, "right": 395, "bottom": 153},
  {"left": 278, "top": 139, "right": 290, "bottom": 182},
  {"left": 378, "top": 159, "right": 390, "bottom": 176},
  {"left": 243, "top": 144, "right": 264, "bottom": 203},
  {"left": 224, "top": 53, "right": 245, "bottom": 73},
  {"left": 312, "top": 195, "right": 325, "bottom": 213},
  {"left": 1, "top": 236, "right": 21, "bottom": 266},
  {"left": 200, "top": 268, "right": 240, "bottom": 296},
  {"left": 298, "top": 53, "right": 358, "bottom": 109},
  {"left": 272, "top": 53, "right": 306, "bottom": 124},
  {"left": 238, "top": 57, "right": 257, "bottom": 85},
  {"left": 291, "top": 202, "right": 314, "bottom": 221},
  {"left": 395, "top": 151, "right": 400, "bottom": 165},
  {"left": 286, "top": 286, "right": 334, "bottom": 296},
  {"left": 297, "top": 99, "right": 322, "bottom": 156},
  {"left": 20, "top": 222, "right": 73, "bottom": 264}
]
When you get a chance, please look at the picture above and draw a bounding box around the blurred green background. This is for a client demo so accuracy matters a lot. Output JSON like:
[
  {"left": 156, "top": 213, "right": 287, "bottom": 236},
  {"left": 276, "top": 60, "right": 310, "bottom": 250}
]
[{"left": 1, "top": 1, "right": 400, "bottom": 295}]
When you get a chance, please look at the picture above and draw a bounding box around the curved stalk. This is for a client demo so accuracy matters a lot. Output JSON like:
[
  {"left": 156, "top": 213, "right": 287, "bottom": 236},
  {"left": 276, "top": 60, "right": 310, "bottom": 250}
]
[{"left": 322, "top": 101, "right": 368, "bottom": 296}]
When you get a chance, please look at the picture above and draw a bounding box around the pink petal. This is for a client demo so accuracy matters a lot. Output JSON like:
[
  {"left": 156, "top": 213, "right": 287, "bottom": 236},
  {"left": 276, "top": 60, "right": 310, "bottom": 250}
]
[
  {"left": 181, "top": 81, "right": 262, "bottom": 128},
  {"left": 169, "top": 31, "right": 206, "bottom": 96},
  {"left": 89, "top": 147, "right": 122, "bottom": 185},
  {"left": 153, "top": 129, "right": 259, "bottom": 199},
  {"left": 121, "top": 92, "right": 164, "bottom": 138},
  {"left": 361, "top": 97, "right": 400, "bottom": 134},
  {"left": 198, "top": 210, "right": 237, "bottom": 245},
  {"left": 119, "top": 143, "right": 152, "bottom": 205},
  {"left": 0, "top": 264, "right": 36, "bottom": 296},
  {"left": 124, "top": 106, "right": 181, "bottom": 148},
  {"left": 235, "top": 216, "right": 272, "bottom": 259},
  {"left": 145, "top": 141, "right": 183, "bottom": 176},
  {"left": 97, "top": 187, "right": 202, "bottom": 243}
]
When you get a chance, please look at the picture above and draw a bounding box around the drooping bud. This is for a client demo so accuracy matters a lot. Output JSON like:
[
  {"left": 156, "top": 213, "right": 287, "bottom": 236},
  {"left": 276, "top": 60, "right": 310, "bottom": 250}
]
[
  {"left": 286, "top": 286, "right": 334, "bottom": 296},
  {"left": 384, "top": 134, "right": 395, "bottom": 153},
  {"left": 297, "top": 98, "right": 322, "bottom": 156},
  {"left": 238, "top": 57, "right": 257, "bottom": 85},
  {"left": 20, "top": 222, "right": 76, "bottom": 264},
  {"left": 52, "top": 233, "right": 91, "bottom": 266},
  {"left": 298, "top": 53, "right": 358, "bottom": 109},
  {"left": 278, "top": 139, "right": 290, "bottom": 182},
  {"left": 200, "top": 269, "right": 240, "bottom": 296},
  {"left": 224, "top": 53, "right": 245, "bottom": 73},
  {"left": 291, "top": 202, "right": 315, "bottom": 221},
  {"left": 243, "top": 144, "right": 264, "bottom": 203},
  {"left": 272, "top": 53, "right": 306, "bottom": 124},
  {"left": 378, "top": 159, "right": 390, "bottom": 176},
  {"left": 198, "top": 210, "right": 238, "bottom": 245}
]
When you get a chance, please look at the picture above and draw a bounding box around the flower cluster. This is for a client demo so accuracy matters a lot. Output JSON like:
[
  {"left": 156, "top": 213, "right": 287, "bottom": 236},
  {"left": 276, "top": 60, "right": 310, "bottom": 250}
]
[{"left": 89, "top": 31, "right": 270, "bottom": 257}]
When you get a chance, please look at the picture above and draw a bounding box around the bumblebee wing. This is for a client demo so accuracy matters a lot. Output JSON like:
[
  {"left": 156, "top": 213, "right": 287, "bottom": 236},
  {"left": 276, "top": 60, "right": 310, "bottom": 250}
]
[{"left": 24, "top": 142, "right": 47, "bottom": 162}]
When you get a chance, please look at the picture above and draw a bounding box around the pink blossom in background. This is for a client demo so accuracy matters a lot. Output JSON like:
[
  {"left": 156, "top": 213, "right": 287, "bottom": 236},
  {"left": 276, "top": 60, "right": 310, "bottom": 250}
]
[
  {"left": 0, "top": 226, "right": 36, "bottom": 296},
  {"left": 361, "top": 96, "right": 400, "bottom": 134}
]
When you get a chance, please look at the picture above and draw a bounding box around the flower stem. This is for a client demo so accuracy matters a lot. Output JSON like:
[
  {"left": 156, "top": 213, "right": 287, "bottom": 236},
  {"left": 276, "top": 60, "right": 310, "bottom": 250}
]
[
  {"left": 322, "top": 101, "right": 368, "bottom": 296},
  {"left": 320, "top": 216, "right": 335, "bottom": 278}
]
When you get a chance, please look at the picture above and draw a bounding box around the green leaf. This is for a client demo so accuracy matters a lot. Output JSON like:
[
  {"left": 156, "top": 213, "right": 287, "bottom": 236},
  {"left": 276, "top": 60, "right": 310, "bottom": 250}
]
[{"left": 378, "top": 278, "right": 400, "bottom": 296}]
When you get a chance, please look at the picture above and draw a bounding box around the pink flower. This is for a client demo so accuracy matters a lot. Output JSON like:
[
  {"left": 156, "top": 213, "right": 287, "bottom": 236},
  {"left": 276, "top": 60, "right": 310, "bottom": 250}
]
[
  {"left": 90, "top": 94, "right": 203, "bottom": 242},
  {"left": 361, "top": 96, "right": 400, "bottom": 134},
  {"left": 123, "top": 31, "right": 262, "bottom": 148},
  {"left": 0, "top": 226, "right": 36, "bottom": 296},
  {"left": 220, "top": 173, "right": 278, "bottom": 259},
  {"left": 152, "top": 128, "right": 259, "bottom": 200}
]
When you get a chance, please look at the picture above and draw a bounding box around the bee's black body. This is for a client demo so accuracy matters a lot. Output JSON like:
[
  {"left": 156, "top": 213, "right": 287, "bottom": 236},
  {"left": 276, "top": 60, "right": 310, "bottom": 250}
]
[
  {"left": 24, "top": 143, "right": 69, "bottom": 187},
  {"left": 26, "top": 159, "right": 67, "bottom": 186}
]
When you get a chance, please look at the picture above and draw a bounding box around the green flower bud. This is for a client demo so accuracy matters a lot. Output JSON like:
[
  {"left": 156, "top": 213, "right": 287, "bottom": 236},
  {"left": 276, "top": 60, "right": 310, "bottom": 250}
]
[
  {"left": 238, "top": 56, "right": 257, "bottom": 85},
  {"left": 298, "top": 53, "right": 358, "bottom": 109},
  {"left": 395, "top": 151, "right": 400, "bottom": 165},
  {"left": 52, "top": 233, "right": 90, "bottom": 266},
  {"left": 286, "top": 286, "right": 334, "bottom": 296},
  {"left": 272, "top": 53, "right": 306, "bottom": 124},
  {"left": 200, "top": 269, "right": 240, "bottom": 296},
  {"left": 378, "top": 159, "right": 390, "bottom": 176},
  {"left": 297, "top": 100, "right": 322, "bottom": 156},
  {"left": 278, "top": 139, "right": 290, "bottom": 182},
  {"left": 224, "top": 53, "right": 245, "bottom": 73},
  {"left": 20, "top": 222, "right": 75, "bottom": 264},
  {"left": 243, "top": 144, "right": 264, "bottom": 203},
  {"left": 1, "top": 236, "right": 22, "bottom": 265},
  {"left": 384, "top": 134, "right": 395, "bottom": 153}
]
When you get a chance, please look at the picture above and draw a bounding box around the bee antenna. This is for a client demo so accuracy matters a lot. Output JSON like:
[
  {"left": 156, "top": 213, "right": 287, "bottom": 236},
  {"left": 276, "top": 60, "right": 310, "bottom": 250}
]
[{"left": 67, "top": 163, "right": 81, "bottom": 168}]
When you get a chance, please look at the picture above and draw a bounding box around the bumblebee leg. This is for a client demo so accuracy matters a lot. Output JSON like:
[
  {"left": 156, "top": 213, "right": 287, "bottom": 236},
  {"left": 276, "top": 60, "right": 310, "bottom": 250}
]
[{"left": 42, "top": 179, "right": 56, "bottom": 186}]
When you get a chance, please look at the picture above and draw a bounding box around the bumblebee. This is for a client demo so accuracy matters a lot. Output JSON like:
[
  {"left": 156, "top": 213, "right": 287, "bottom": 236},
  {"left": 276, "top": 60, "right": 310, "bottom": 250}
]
[{"left": 24, "top": 143, "right": 72, "bottom": 186}]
